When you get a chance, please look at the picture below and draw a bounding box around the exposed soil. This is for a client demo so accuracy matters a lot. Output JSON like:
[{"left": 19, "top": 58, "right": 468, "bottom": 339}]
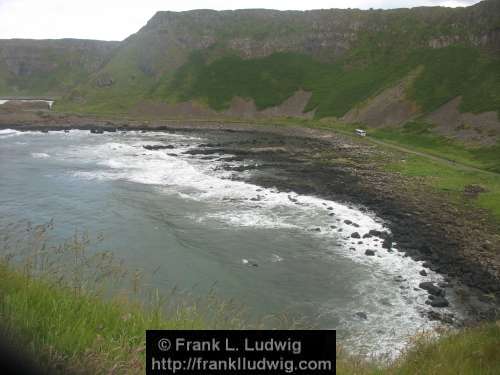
[
  {"left": 341, "top": 72, "right": 419, "bottom": 127},
  {"left": 129, "top": 90, "right": 314, "bottom": 119},
  {"left": 426, "top": 97, "right": 500, "bottom": 146}
]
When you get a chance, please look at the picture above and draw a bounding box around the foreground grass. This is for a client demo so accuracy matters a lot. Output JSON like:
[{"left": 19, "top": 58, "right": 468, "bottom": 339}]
[
  {"left": 0, "top": 224, "right": 252, "bottom": 373},
  {"left": 0, "top": 263, "right": 209, "bottom": 373}
]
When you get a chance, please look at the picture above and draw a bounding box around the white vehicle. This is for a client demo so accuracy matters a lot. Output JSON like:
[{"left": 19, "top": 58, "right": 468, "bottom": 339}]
[{"left": 355, "top": 129, "right": 367, "bottom": 137}]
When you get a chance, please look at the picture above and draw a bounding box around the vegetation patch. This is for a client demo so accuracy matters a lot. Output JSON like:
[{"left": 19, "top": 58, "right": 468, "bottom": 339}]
[
  {"left": 371, "top": 121, "right": 500, "bottom": 173},
  {"left": 147, "top": 45, "right": 500, "bottom": 121}
]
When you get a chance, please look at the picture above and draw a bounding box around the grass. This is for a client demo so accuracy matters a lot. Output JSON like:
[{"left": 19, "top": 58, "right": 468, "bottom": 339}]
[
  {"left": 393, "top": 324, "right": 500, "bottom": 375},
  {"left": 0, "top": 222, "right": 253, "bottom": 373},
  {"left": 303, "top": 119, "right": 500, "bottom": 221},
  {"left": 370, "top": 121, "right": 500, "bottom": 173},
  {"left": 364, "top": 121, "right": 500, "bottom": 220},
  {"left": 384, "top": 154, "right": 500, "bottom": 221}
]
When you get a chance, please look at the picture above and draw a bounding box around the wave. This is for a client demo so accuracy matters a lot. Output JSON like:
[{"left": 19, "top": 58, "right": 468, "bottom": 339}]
[{"left": 31, "top": 152, "right": 50, "bottom": 159}]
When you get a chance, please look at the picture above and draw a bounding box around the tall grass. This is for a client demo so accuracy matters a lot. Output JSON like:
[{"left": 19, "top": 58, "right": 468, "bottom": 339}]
[{"left": 0, "top": 221, "right": 255, "bottom": 373}]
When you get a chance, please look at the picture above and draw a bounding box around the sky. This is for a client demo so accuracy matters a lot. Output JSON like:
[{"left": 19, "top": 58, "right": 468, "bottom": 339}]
[{"left": 0, "top": 0, "right": 481, "bottom": 41}]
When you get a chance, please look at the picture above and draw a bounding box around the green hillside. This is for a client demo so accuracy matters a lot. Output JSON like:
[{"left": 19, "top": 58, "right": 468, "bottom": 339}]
[
  {"left": 148, "top": 45, "right": 500, "bottom": 119},
  {"left": 0, "top": 0, "right": 499, "bottom": 124},
  {"left": 52, "top": 0, "right": 500, "bottom": 121}
]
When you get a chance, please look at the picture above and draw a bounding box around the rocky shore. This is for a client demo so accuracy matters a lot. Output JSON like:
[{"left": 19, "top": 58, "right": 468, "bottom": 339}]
[
  {"left": 2, "top": 113, "right": 499, "bottom": 325},
  {"left": 177, "top": 130, "right": 500, "bottom": 322}
]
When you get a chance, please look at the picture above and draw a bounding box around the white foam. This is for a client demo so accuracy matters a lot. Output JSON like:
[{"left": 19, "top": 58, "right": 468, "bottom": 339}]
[
  {"left": 31, "top": 152, "right": 50, "bottom": 159},
  {"left": 0, "top": 129, "right": 17, "bottom": 134},
  {"left": 0, "top": 128, "right": 21, "bottom": 138}
]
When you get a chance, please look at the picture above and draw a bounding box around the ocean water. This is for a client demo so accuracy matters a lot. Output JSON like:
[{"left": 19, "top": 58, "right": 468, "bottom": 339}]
[{"left": 0, "top": 128, "right": 452, "bottom": 356}]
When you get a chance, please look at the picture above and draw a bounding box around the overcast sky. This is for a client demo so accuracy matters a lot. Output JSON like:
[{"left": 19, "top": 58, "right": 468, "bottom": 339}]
[{"left": 0, "top": 0, "right": 481, "bottom": 41}]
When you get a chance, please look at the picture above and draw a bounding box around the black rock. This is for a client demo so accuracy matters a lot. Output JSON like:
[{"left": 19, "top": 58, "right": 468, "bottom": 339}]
[
  {"left": 143, "top": 145, "right": 175, "bottom": 151},
  {"left": 90, "top": 129, "right": 104, "bottom": 134},
  {"left": 365, "top": 249, "right": 376, "bottom": 256},
  {"left": 419, "top": 282, "right": 445, "bottom": 297},
  {"left": 382, "top": 238, "right": 393, "bottom": 249},
  {"left": 368, "top": 229, "right": 384, "bottom": 237},
  {"left": 426, "top": 296, "right": 449, "bottom": 308},
  {"left": 351, "top": 232, "right": 361, "bottom": 239},
  {"left": 420, "top": 270, "right": 428, "bottom": 277},
  {"left": 344, "top": 220, "right": 352, "bottom": 225},
  {"left": 355, "top": 312, "right": 368, "bottom": 320}
]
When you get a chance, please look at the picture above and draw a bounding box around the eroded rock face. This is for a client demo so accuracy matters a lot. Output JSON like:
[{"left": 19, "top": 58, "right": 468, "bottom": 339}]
[
  {"left": 425, "top": 97, "right": 500, "bottom": 145},
  {"left": 0, "top": 39, "right": 118, "bottom": 94},
  {"left": 129, "top": 90, "right": 315, "bottom": 119}
]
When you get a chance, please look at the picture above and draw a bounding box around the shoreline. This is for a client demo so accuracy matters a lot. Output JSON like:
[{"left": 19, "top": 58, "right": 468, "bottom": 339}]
[{"left": 1, "top": 117, "right": 499, "bottom": 324}]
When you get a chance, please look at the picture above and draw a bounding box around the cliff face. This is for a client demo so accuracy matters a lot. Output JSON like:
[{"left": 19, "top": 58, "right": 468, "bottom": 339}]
[
  {"left": 0, "top": 39, "right": 118, "bottom": 96},
  {"left": 1, "top": 0, "right": 499, "bottom": 126},
  {"left": 136, "top": 1, "right": 500, "bottom": 65}
]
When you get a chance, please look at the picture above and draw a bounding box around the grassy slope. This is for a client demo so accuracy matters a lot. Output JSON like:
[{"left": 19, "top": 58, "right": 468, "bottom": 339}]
[
  {"left": 1, "top": 264, "right": 498, "bottom": 374},
  {"left": 301, "top": 119, "right": 500, "bottom": 221},
  {"left": 0, "top": 264, "right": 206, "bottom": 374},
  {"left": 370, "top": 122, "right": 500, "bottom": 173},
  {"left": 368, "top": 122, "right": 500, "bottom": 221},
  {"left": 143, "top": 45, "right": 500, "bottom": 120}
]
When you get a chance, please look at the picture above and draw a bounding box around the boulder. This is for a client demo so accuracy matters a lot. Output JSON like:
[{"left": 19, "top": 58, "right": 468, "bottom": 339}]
[
  {"left": 426, "top": 296, "right": 449, "bottom": 308},
  {"left": 143, "top": 145, "right": 175, "bottom": 150},
  {"left": 365, "top": 249, "right": 376, "bottom": 256},
  {"left": 355, "top": 312, "right": 367, "bottom": 320},
  {"left": 419, "top": 282, "right": 445, "bottom": 296}
]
